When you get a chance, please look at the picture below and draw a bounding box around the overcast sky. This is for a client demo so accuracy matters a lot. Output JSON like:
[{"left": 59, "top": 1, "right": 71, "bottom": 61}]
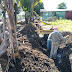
[{"left": 42, "top": 0, "right": 72, "bottom": 9}]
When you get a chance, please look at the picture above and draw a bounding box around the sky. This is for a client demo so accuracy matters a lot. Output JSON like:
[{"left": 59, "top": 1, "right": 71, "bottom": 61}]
[{"left": 41, "top": 0, "right": 72, "bottom": 10}]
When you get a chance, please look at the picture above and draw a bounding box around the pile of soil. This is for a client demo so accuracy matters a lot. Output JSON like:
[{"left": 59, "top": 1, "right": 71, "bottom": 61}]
[
  {"left": 0, "top": 21, "right": 72, "bottom": 72},
  {"left": 8, "top": 22, "right": 59, "bottom": 72},
  {"left": 9, "top": 22, "right": 72, "bottom": 72}
]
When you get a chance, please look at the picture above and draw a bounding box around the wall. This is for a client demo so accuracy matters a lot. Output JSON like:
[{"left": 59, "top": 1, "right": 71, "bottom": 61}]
[
  {"left": 42, "top": 12, "right": 52, "bottom": 21},
  {"left": 56, "top": 11, "right": 65, "bottom": 19},
  {"left": 65, "top": 11, "right": 72, "bottom": 19},
  {"left": 41, "top": 11, "right": 65, "bottom": 21}
]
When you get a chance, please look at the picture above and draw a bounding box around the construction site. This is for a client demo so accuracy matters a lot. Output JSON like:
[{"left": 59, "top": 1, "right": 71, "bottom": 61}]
[{"left": 0, "top": 0, "right": 72, "bottom": 72}]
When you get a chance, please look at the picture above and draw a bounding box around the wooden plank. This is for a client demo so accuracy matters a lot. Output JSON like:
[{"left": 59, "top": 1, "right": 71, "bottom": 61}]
[
  {"left": 39, "top": 31, "right": 52, "bottom": 34},
  {"left": 35, "top": 30, "right": 53, "bottom": 32},
  {"left": 35, "top": 30, "right": 53, "bottom": 34}
]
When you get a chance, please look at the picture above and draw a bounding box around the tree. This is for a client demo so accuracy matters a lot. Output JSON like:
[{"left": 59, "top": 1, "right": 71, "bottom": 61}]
[
  {"left": 34, "top": 2, "right": 44, "bottom": 15},
  {"left": 0, "top": 0, "right": 20, "bottom": 71},
  {"left": 57, "top": 2, "right": 67, "bottom": 9},
  {"left": 2, "top": 0, "right": 18, "bottom": 59},
  {"left": 17, "top": 0, "right": 41, "bottom": 11},
  {"left": 16, "top": 0, "right": 41, "bottom": 23}
]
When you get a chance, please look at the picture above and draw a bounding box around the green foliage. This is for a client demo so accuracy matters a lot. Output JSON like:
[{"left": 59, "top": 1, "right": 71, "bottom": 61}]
[
  {"left": 34, "top": 2, "right": 44, "bottom": 15},
  {"left": 16, "top": 0, "right": 41, "bottom": 12},
  {"left": 57, "top": 2, "right": 67, "bottom": 9},
  {"left": 16, "top": 0, "right": 42, "bottom": 23}
]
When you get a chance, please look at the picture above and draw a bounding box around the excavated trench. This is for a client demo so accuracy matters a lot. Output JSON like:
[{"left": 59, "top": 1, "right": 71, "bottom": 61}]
[
  {"left": 39, "top": 33, "right": 72, "bottom": 72},
  {"left": 40, "top": 32, "right": 72, "bottom": 72},
  {"left": 16, "top": 22, "right": 72, "bottom": 72},
  {"left": 0, "top": 21, "right": 72, "bottom": 72}
]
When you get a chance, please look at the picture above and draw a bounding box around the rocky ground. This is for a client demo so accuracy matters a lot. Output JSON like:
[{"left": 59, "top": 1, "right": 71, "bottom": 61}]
[{"left": 0, "top": 21, "right": 72, "bottom": 72}]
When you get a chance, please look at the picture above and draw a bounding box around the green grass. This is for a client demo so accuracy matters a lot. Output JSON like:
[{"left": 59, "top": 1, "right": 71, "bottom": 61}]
[{"left": 48, "top": 19, "right": 72, "bottom": 32}]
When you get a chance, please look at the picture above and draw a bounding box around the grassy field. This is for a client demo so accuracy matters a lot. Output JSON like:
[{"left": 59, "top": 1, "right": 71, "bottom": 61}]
[{"left": 47, "top": 19, "right": 72, "bottom": 32}]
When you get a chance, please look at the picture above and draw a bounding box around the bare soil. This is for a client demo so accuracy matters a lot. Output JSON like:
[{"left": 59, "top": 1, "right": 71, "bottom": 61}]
[{"left": 0, "top": 21, "right": 72, "bottom": 72}]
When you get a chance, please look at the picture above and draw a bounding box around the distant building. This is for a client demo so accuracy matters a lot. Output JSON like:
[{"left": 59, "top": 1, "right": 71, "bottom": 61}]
[{"left": 40, "top": 9, "right": 72, "bottom": 21}]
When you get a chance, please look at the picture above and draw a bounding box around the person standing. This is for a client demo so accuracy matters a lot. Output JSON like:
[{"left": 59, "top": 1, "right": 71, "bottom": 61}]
[{"left": 47, "top": 28, "right": 69, "bottom": 59}]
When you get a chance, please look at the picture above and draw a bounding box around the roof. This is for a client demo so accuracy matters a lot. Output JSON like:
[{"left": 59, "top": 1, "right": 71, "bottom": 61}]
[{"left": 40, "top": 9, "right": 72, "bottom": 12}]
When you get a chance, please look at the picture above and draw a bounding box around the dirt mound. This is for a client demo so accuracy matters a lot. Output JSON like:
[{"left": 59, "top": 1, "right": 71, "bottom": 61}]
[
  {"left": 8, "top": 23, "right": 59, "bottom": 72},
  {"left": 1, "top": 21, "right": 72, "bottom": 72},
  {"left": 17, "top": 22, "right": 72, "bottom": 72},
  {"left": 15, "top": 22, "right": 72, "bottom": 72}
]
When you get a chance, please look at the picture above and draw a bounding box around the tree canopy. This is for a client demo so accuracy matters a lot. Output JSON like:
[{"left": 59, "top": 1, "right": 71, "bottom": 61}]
[
  {"left": 34, "top": 2, "right": 44, "bottom": 15},
  {"left": 16, "top": 0, "right": 43, "bottom": 23},
  {"left": 57, "top": 2, "right": 67, "bottom": 9},
  {"left": 16, "top": 0, "right": 41, "bottom": 12}
]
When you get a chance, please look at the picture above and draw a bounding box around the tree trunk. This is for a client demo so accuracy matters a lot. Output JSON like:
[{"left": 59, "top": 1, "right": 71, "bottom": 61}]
[
  {"left": 25, "top": 12, "right": 31, "bottom": 24},
  {"left": 0, "top": 39, "right": 7, "bottom": 57},
  {"left": 3, "top": 0, "right": 18, "bottom": 59},
  {"left": 14, "top": 2, "right": 17, "bottom": 30},
  {"left": 3, "top": 16, "right": 6, "bottom": 45},
  {"left": 28, "top": 17, "right": 30, "bottom": 24},
  {"left": 25, "top": 13, "right": 28, "bottom": 23}
]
